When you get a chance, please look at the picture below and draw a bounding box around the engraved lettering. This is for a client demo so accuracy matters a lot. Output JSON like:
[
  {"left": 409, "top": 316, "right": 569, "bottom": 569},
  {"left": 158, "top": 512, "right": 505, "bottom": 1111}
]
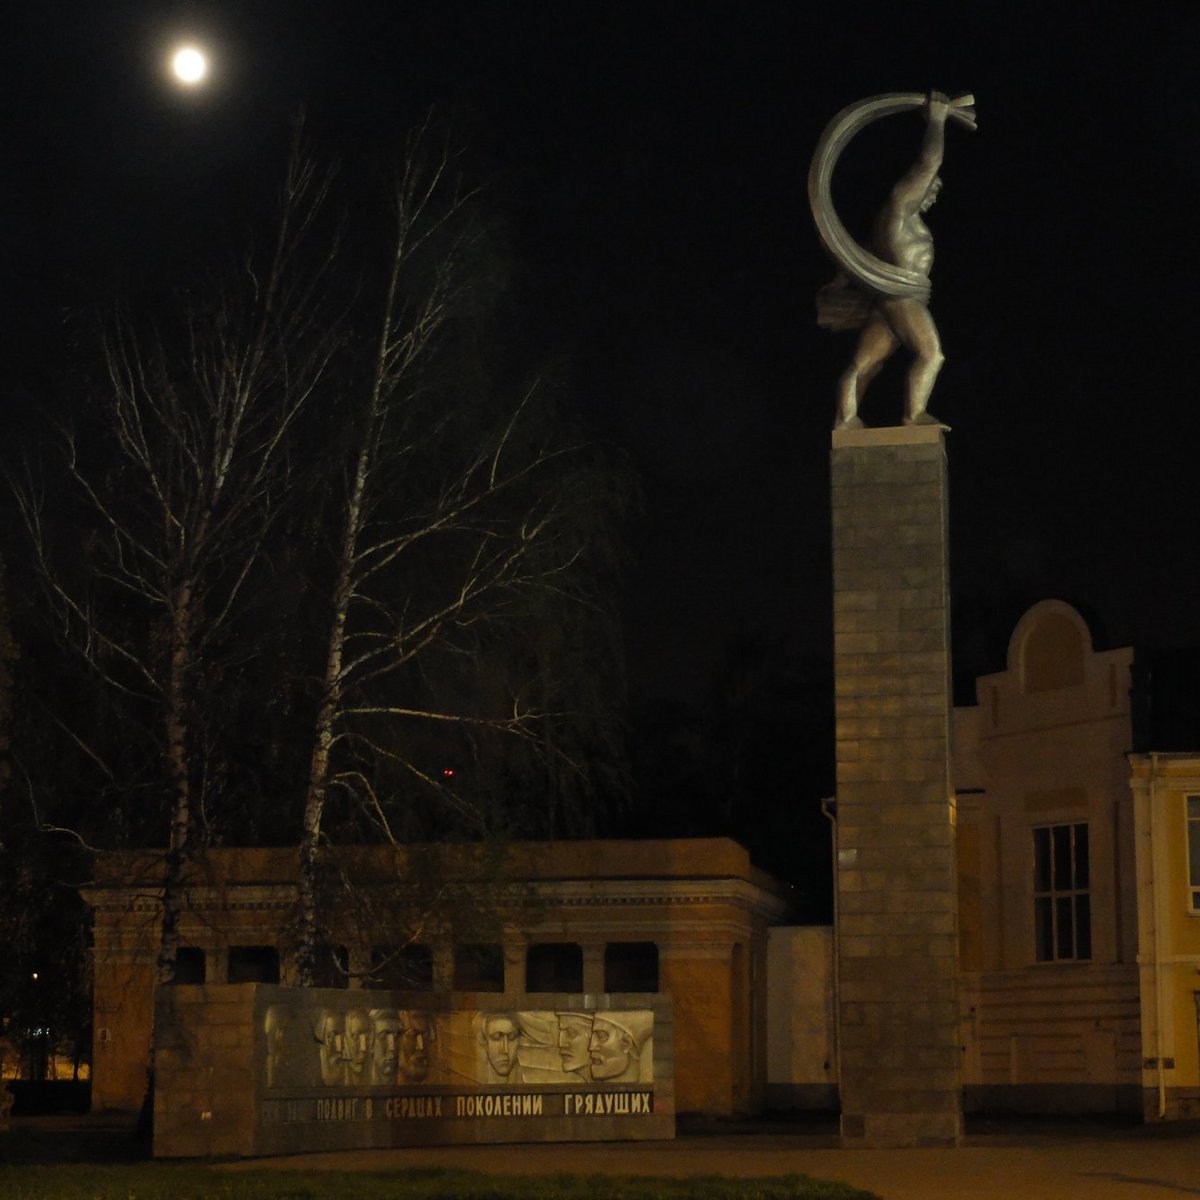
[
  {"left": 453, "top": 1093, "right": 549, "bottom": 1118},
  {"left": 316, "top": 1097, "right": 360, "bottom": 1121},
  {"left": 384, "top": 1095, "right": 443, "bottom": 1120}
]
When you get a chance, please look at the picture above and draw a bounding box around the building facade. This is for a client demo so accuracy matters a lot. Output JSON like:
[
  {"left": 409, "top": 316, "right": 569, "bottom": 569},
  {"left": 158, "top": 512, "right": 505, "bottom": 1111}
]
[
  {"left": 84, "top": 600, "right": 1200, "bottom": 1127},
  {"left": 83, "top": 838, "right": 790, "bottom": 1118},
  {"left": 952, "top": 600, "right": 1142, "bottom": 1113}
]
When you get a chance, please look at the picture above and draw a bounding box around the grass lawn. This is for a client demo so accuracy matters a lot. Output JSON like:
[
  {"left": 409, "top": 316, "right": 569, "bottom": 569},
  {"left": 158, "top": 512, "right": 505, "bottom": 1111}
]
[{"left": 0, "top": 1163, "right": 879, "bottom": 1200}]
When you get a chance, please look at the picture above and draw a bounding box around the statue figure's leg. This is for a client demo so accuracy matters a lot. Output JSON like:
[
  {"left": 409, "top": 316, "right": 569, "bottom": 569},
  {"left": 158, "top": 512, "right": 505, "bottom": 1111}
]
[
  {"left": 881, "top": 299, "right": 945, "bottom": 423},
  {"left": 835, "top": 314, "right": 897, "bottom": 429}
]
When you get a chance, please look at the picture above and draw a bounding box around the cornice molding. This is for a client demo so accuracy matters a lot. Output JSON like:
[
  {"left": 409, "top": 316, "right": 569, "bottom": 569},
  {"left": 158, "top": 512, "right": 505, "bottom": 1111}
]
[{"left": 84, "top": 875, "right": 792, "bottom": 929}]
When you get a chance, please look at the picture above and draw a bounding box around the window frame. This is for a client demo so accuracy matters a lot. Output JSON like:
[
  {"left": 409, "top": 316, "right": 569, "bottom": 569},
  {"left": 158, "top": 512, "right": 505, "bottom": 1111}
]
[
  {"left": 1032, "top": 821, "right": 1091, "bottom": 964},
  {"left": 226, "top": 944, "right": 281, "bottom": 984},
  {"left": 174, "top": 945, "right": 207, "bottom": 985},
  {"left": 1186, "top": 795, "right": 1200, "bottom": 914},
  {"left": 368, "top": 943, "right": 434, "bottom": 991},
  {"left": 603, "top": 942, "right": 660, "bottom": 993},
  {"left": 453, "top": 943, "right": 506, "bottom": 992},
  {"left": 525, "top": 942, "right": 583, "bottom": 994}
]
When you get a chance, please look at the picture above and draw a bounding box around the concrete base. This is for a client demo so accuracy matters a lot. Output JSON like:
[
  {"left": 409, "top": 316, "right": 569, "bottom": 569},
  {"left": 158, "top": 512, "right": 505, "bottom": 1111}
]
[
  {"left": 841, "top": 1108, "right": 962, "bottom": 1148},
  {"left": 1142, "top": 1086, "right": 1200, "bottom": 1122},
  {"left": 830, "top": 423, "right": 963, "bottom": 1148}
]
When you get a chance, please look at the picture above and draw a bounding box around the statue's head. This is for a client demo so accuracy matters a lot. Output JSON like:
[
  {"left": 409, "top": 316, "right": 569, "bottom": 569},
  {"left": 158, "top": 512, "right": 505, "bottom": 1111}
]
[{"left": 921, "top": 176, "right": 943, "bottom": 212}]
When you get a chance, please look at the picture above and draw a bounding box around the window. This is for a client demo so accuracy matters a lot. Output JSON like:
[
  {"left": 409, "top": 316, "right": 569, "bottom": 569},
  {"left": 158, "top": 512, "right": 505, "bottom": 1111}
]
[
  {"left": 369, "top": 944, "right": 433, "bottom": 990},
  {"left": 604, "top": 943, "right": 659, "bottom": 992},
  {"left": 227, "top": 946, "right": 280, "bottom": 983},
  {"left": 453, "top": 943, "right": 505, "bottom": 992},
  {"left": 525, "top": 943, "right": 583, "bottom": 993},
  {"left": 174, "top": 947, "right": 206, "bottom": 984},
  {"left": 1188, "top": 797, "right": 1200, "bottom": 912},
  {"left": 1033, "top": 823, "right": 1091, "bottom": 962},
  {"left": 311, "top": 944, "right": 349, "bottom": 989}
]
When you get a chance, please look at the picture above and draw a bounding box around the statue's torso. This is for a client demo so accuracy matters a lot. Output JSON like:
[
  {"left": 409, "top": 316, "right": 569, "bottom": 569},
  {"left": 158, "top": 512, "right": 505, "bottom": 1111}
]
[{"left": 873, "top": 211, "right": 933, "bottom": 278}]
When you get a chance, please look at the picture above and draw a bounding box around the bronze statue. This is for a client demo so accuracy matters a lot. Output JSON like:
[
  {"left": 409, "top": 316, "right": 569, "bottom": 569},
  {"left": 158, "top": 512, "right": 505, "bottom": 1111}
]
[{"left": 809, "top": 92, "right": 976, "bottom": 430}]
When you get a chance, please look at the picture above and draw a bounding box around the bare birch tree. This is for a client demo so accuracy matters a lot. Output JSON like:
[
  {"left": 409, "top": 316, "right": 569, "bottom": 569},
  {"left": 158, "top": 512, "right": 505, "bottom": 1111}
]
[
  {"left": 7, "top": 140, "right": 337, "bottom": 986},
  {"left": 293, "top": 121, "right": 628, "bottom": 983},
  {"left": 5, "top": 115, "right": 628, "bottom": 1005}
]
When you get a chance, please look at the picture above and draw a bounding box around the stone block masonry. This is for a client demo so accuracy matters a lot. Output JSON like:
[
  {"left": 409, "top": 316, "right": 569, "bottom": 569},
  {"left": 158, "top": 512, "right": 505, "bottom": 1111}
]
[
  {"left": 152, "top": 985, "right": 675, "bottom": 1157},
  {"left": 830, "top": 424, "right": 962, "bottom": 1147},
  {"left": 154, "top": 984, "right": 259, "bottom": 1158}
]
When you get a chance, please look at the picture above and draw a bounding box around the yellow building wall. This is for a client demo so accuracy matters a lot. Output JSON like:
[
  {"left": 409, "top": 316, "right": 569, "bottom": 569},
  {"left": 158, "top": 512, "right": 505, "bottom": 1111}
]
[
  {"left": 91, "top": 960, "right": 154, "bottom": 1112},
  {"left": 765, "top": 927, "right": 837, "bottom": 1109},
  {"left": 1131, "top": 757, "right": 1200, "bottom": 1119},
  {"left": 659, "top": 953, "right": 735, "bottom": 1116}
]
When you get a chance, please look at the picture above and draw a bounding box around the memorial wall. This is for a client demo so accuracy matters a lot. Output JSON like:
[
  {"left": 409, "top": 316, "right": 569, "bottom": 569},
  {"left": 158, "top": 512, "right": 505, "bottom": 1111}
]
[{"left": 153, "top": 984, "right": 674, "bottom": 1156}]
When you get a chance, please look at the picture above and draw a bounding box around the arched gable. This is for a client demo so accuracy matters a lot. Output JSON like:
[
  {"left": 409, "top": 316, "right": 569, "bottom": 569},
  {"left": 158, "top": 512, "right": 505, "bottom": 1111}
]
[{"left": 1007, "top": 600, "right": 1092, "bottom": 694}]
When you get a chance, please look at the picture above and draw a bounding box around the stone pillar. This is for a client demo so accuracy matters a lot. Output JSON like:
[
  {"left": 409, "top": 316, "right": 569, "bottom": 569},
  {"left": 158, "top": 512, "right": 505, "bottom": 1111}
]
[
  {"left": 830, "top": 424, "right": 961, "bottom": 1147},
  {"left": 582, "top": 944, "right": 606, "bottom": 995},
  {"left": 208, "top": 947, "right": 230, "bottom": 986},
  {"left": 432, "top": 943, "right": 455, "bottom": 992},
  {"left": 503, "top": 941, "right": 527, "bottom": 999}
]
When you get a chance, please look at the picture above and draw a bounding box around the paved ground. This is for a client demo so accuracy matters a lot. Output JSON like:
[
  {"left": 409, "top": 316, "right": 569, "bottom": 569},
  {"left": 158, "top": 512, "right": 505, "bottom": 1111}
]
[
  {"left": 11, "top": 1113, "right": 1200, "bottom": 1199},
  {"left": 220, "top": 1121, "right": 1200, "bottom": 1200}
]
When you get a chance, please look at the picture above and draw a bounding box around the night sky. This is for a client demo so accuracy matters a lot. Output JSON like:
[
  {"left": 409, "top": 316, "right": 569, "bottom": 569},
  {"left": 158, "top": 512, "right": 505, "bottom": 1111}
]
[{"left": 5, "top": 1, "right": 1200, "bottom": 708}]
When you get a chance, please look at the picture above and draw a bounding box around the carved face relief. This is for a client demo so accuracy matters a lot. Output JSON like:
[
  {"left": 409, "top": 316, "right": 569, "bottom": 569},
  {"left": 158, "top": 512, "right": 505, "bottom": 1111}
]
[
  {"left": 344, "top": 1009, "right": 372, "bottom": 1081},
  {"left": 264, "top": 1005, "right": 291, "bottom": 1088},
  {"left": 397, "top": 1011, "right": 433, "bottom": 1082},
  {"left": 556, "top": 1013, "right": 592, "bottom": 1074},
  {"left": 370, "top": 1010, "right": 401, "bottom": 1083},
  {"left": 588, "top": 1016, "right": 635, "bottom": 1081},
  {"left": 315, "top": 1009, "right": 345, "bottom": 1086},
  {"left": 483, "top": 1015, "right": 519, "bottom": 1077}
]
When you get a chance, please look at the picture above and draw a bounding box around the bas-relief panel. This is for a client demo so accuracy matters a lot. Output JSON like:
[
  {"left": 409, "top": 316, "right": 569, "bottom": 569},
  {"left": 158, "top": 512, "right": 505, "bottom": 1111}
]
[{"left": 264, "top": 1002, "right": 655, "bottom": 1091}]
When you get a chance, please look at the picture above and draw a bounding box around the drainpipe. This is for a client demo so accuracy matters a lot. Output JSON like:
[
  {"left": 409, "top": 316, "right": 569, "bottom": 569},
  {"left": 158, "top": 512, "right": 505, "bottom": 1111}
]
[
  {"left": 821, "top": 796, "right": 839, "bottom": 1088},
  {"left": 1149, "top": 752, "right": 1167, "bottom": 1118}
]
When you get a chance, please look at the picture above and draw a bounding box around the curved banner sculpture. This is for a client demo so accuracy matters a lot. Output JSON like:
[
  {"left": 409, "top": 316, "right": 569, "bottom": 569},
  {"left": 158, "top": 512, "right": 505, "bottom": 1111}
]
[{"left": 808, "top": 92, "right": 976, "bottom": 302}]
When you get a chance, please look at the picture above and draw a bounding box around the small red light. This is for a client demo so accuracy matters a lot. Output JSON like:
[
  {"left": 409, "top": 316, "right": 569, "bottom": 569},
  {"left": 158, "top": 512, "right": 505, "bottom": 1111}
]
[{"left": 442, "top": 768, "right": 455, "bottom": 778}]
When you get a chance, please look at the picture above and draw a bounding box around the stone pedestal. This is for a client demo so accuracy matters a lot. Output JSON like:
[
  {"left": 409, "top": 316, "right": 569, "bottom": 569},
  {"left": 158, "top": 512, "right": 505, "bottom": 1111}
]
[{"left": 830, "top": 424, "right": 961, "bottom": 1147}]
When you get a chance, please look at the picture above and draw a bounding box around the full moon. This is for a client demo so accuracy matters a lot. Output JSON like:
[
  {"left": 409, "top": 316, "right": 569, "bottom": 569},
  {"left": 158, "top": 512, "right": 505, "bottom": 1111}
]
[{"left": 171, "top": 45, "right": 208, "bottom": 86}]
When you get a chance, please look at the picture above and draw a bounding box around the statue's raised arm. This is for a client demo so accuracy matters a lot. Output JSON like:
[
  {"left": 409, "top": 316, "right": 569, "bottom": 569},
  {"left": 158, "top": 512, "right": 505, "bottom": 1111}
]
[
  {"left": 886, "top": 93, "right": 949, "bottom": 221},
  {"left": 809, "top": 92, "right": 976, "bottom": 431}
]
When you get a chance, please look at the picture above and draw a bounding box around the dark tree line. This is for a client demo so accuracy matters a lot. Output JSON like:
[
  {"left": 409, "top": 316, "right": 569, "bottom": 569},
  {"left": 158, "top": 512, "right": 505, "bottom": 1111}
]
[{"left": 619, "top": 636, "right": 835, "bottom": 923}]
